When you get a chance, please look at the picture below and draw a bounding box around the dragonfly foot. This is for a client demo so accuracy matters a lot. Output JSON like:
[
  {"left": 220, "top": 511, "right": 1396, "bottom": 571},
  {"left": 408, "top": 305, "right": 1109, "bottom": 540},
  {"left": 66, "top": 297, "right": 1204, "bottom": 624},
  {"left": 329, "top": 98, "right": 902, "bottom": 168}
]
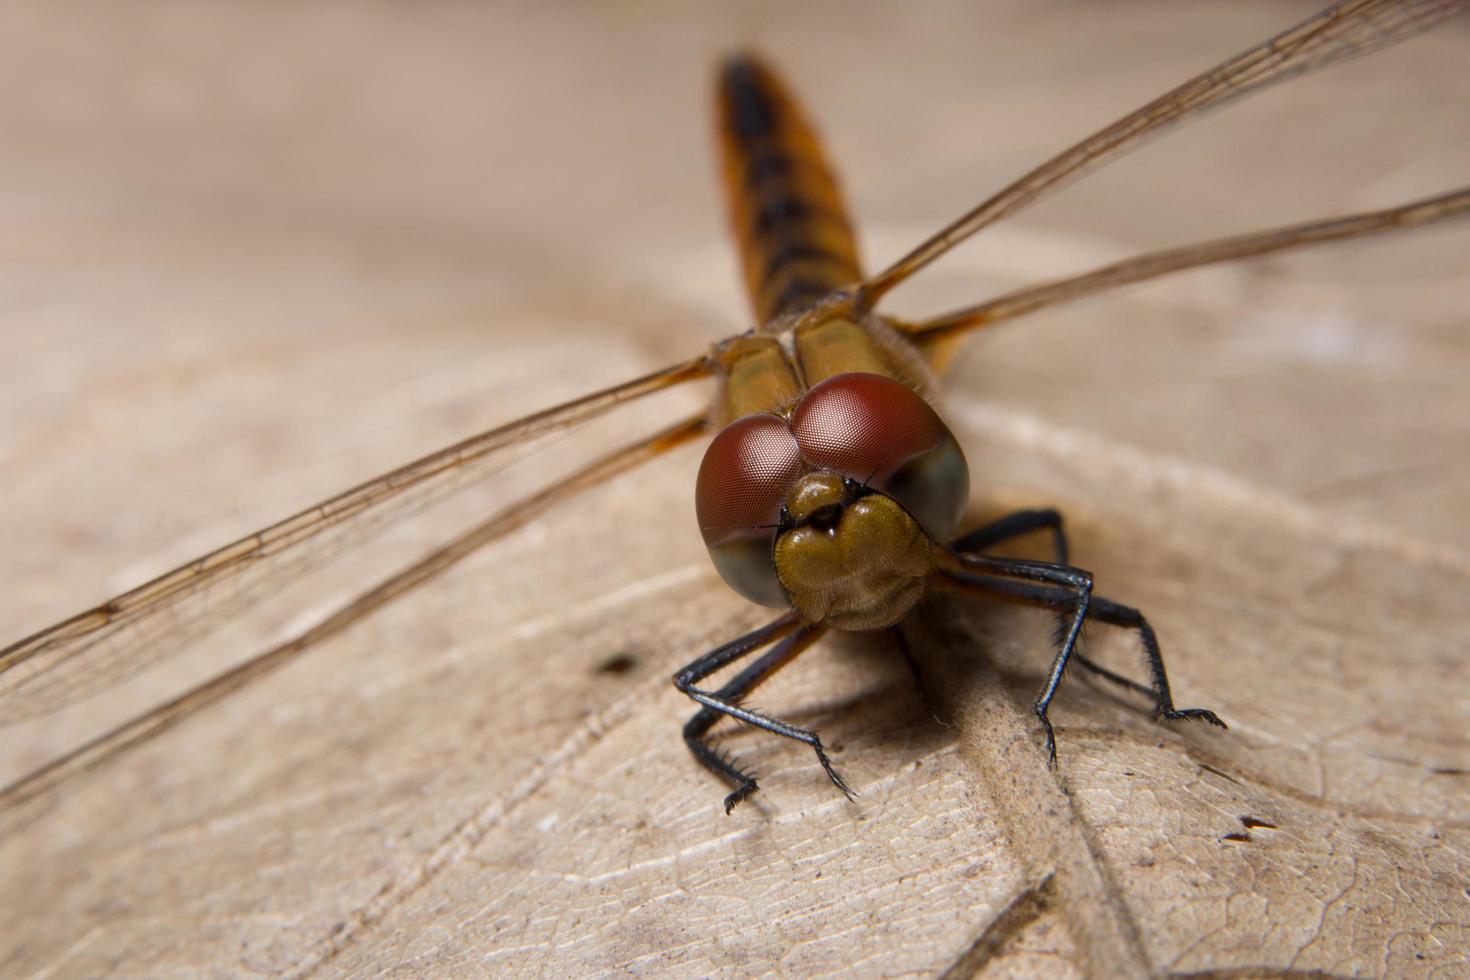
[
  {"left": 813, "top": 740, "right": 857, "bottom": 802},
  {"left": 1158, "top": 706, "right": 1227, "bottom": 729},
  {"left": 1034, "top": 706, "right": 1060, "bottom": 768},
  {"left": 723, "top": 777, "right": 759, "bottom": 814}
]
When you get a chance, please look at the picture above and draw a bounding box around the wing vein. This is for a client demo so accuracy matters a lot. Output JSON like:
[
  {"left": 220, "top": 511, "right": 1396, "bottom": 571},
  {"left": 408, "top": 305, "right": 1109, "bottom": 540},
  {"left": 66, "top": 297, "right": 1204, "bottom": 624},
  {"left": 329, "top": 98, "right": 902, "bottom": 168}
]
[
  {"left": 0, "top": 413, "right": 709, "bottom": 811},
  {"left": 858, "top": 0, "right": 1468, "bottom": 305},
  {"left": 906, "top": 186, "right": 1470, "bottom": 343},
  {"left": 0, "top": 355, "right": 710, "bottom": 721}
]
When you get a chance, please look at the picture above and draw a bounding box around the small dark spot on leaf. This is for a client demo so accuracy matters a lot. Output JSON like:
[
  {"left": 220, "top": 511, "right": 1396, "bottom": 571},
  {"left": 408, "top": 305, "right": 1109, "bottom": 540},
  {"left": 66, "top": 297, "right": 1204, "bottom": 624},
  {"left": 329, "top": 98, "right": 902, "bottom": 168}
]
[
  {"left": 1220, "top": 832, "right": 1251, "bottom": 843},
  {"left": 829, "top": 740, "right": 845, "bottom": 752},
  {"left": 1240, "top": 815, "right": 1279, "bottom": 830},
  {"left": 596, "top": 652, "right": 639, "bottom": 675},
  {"left": 1431, "top": 766, "right": 1470, "bottom": 777}
]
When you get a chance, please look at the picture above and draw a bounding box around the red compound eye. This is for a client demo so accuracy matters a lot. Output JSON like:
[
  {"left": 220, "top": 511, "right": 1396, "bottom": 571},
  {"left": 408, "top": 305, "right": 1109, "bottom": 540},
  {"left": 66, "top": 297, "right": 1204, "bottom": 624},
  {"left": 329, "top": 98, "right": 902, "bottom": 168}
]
[
  {"left": 695, "top": 413, "right": 803, "bottom": 606},
  {"left": 792, "top": 373, "right": 943, "bottom": 479},
  {"left": 791, "top": 373, "right": 969, "bottom": 539},
  {"left": 696, "top": 414, "right": 803, "bottom": 546}
]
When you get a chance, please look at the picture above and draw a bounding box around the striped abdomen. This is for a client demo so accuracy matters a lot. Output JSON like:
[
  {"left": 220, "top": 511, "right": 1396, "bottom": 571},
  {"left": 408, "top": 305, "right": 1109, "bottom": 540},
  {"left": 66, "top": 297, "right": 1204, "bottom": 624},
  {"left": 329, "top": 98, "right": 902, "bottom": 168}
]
[{"left": 718, "top": 55, "right": 863, "bottom": 325}]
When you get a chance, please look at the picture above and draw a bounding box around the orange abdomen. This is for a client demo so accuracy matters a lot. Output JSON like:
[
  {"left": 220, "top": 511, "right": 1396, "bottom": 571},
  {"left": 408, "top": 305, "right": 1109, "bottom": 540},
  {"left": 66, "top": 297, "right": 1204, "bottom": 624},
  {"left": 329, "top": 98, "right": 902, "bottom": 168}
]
[{"left": 718, "top": 56, "right": 863, "bottom": 325}]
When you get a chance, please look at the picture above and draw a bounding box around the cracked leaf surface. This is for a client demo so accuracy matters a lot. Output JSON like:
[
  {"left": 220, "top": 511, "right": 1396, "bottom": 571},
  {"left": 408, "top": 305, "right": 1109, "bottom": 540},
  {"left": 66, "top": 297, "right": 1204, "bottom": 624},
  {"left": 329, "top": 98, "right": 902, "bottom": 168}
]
[{"left": 0, "top": 2, "right": 1467, "bottom": 977}]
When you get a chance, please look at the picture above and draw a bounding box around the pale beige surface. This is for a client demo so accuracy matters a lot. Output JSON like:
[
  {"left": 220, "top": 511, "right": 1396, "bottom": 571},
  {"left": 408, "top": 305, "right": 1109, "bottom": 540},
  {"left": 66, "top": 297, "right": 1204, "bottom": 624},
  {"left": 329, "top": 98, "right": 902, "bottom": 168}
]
[{"left": 1, "top": 1, "right": 1468, "bottom": 977}]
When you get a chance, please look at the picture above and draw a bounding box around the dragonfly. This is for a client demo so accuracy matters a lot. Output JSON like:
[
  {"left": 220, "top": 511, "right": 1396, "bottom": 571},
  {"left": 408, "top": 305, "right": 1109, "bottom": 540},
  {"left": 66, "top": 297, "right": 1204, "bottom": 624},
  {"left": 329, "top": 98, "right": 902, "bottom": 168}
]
[{"left": 2, "top": 0, "right": 1468, "bottom": 816}]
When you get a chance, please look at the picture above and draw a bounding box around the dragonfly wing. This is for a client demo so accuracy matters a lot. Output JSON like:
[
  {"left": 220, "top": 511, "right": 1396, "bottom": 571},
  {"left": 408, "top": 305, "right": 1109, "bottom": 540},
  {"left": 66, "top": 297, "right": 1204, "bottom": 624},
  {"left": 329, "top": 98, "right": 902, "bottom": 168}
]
[
  {"left": 906, "top": 187, "right": 1470, "bottom": 345},
  {"left": 858, "top": 0, "right": 1470, "bottom": 305},
  {"left": 0, "top": 413, "right": 708, "bottom": 810},
  {"left": 0, "top": 356, "right": 710, "bottom": 724}
]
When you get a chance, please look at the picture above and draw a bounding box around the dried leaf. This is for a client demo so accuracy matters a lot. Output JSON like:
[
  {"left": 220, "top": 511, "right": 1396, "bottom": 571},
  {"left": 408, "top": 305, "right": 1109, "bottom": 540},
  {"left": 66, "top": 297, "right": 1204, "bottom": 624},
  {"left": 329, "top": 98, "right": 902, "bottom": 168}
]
[{"left": 1, "top": 3, "right": 1466, "bottom": 977}]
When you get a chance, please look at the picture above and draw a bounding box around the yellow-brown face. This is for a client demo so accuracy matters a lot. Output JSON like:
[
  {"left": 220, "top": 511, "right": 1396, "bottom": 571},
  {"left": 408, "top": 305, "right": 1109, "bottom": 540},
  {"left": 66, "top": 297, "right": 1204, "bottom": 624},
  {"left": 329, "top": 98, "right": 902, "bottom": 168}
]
[
  {"left": 772, "top": 472, "right": 933, "bottom": 630},
  {"left": 694, "top": 372, "right": 969, "bottom": 630}
]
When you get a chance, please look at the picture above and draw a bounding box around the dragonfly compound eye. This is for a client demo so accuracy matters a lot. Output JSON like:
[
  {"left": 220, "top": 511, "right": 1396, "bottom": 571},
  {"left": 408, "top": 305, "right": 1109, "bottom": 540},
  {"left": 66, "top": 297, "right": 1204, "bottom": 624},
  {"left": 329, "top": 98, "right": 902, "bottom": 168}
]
[
  {"left": 695, "top": 413, "right": 803, "bottom": 606},
  {"left": 790, "top": 373, "right": 969, "bottom": 541}
]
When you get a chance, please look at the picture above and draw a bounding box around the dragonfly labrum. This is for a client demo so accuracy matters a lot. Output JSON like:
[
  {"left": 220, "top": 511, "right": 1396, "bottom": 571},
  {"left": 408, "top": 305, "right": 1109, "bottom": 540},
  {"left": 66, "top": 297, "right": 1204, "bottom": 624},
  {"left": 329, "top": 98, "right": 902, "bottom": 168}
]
[{"left": 2, "top": 0, "right": 1468, "bottom": 815}]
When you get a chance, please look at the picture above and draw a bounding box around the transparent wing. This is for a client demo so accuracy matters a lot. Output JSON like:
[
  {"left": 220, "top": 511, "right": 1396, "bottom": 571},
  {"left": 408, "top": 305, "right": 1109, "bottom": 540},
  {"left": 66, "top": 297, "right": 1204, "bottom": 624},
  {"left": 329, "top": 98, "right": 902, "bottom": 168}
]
[
  {"left": 0, "top": 355, "right": 711, "bottom": 724},
  {"left": 857, "top": 0, "right": 1470, "bottom": 307},
  {"left": 904, "top": 187, "right": 1470, "bottom": 344},
  {"left": 0, "top": 413, "right": 708, "bottom": 811}
]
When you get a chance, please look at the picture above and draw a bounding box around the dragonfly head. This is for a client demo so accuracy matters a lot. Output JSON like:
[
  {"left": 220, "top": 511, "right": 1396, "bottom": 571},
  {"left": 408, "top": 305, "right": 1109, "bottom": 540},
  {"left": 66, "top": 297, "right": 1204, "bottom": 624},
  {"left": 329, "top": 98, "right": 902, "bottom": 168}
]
[{"left": 695, "top": 372, "right": 969, "bottom": 629}]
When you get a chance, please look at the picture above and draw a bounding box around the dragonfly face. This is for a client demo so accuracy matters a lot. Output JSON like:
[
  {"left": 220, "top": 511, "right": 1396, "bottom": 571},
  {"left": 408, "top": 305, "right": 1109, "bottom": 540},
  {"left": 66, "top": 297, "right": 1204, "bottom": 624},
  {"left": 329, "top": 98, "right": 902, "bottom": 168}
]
[{"left": 695, "top": 370, "right": 968, "bottom": 629}]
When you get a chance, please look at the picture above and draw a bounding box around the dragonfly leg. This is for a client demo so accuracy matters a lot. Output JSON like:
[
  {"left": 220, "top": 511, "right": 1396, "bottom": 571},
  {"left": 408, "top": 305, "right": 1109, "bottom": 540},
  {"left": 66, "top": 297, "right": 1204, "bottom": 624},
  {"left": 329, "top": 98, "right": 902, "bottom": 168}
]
[
  {"left": 674, "top": 618, "right": 840, "bottom": 813},
  {"left": 950, "top": 512, "right": 1076, "bottom": 707},
  {"left": 891, "top": 625, "right": 932, "bottom": 704},
  {"left": 951, "top": 520, "right": 1118, "bottom": 697},
  {"left": 1086, "top": 596, "right": 1227, "bottom": 728},
  {"left": 950, "top": 507, "right": 1069, "bottom": 564},
  {"left": 942, "top": 564, "right": 1225, "bottom": 762},
  {"left": 945, "top": 555, "right": 1092, "bottom": 765}
]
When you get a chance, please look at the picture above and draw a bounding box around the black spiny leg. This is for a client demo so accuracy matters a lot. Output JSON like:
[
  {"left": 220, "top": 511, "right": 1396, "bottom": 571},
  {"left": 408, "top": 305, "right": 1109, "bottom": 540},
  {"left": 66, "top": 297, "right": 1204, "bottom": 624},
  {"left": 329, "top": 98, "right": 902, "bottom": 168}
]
[
  {"left": 891, "top": 625, "right": 932, "bottom": 704},
  {"left": 950, "top": 507, "right": 1069, "bottom": 565},
  {"left": 945, "top": 555, "right": 1093, "bottom": 764},
  {"left": 951, "top": 509, "right": 1075, "bottom": 693},
  {"left": 942, "top": 569, "right": 1226, "bottom": 757},
  {"left": 1086, "top": 596, "right": 1225, "bottom": 727},
  {"left": 674, "top": 616, "right": 837, "bottom": 813}
]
